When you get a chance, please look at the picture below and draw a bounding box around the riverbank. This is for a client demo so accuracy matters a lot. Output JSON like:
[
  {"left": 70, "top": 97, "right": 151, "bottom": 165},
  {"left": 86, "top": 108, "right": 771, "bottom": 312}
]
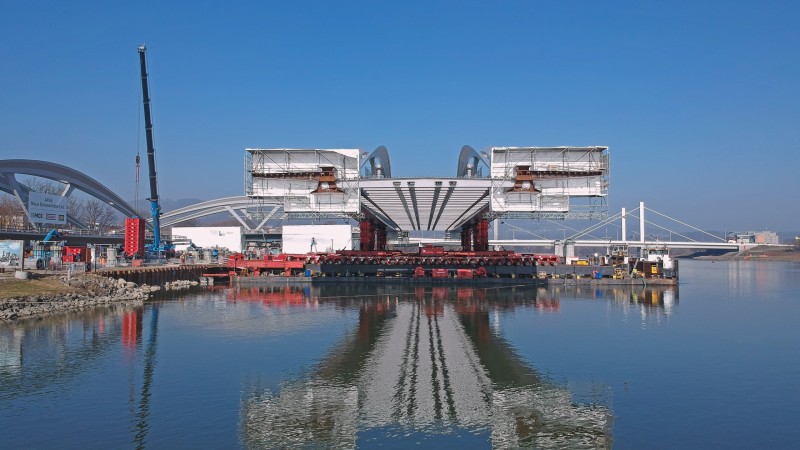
[
  {"left": 694, "top": 245, "right": 800, "bottom": 262},
  {"left": 0, "top": 272, "right": 199, "bottom": 321}
]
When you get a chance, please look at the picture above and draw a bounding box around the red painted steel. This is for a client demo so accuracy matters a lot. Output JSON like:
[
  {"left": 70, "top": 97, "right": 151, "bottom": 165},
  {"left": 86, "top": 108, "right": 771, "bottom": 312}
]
[
  {"left": 62, "top": 246, "right": 89, "bottom": 263},
  {"left": 124, "top": 218, "right": 146, "bottom": 257},
  {"left": 431, "top": 268, "right": 449, "bottom": 278}
]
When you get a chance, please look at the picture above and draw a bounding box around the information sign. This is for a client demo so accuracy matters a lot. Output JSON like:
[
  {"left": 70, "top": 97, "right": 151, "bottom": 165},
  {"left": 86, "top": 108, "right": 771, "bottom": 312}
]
[{"left": 28, "top": 192, "right": 67, "bottom": 224}]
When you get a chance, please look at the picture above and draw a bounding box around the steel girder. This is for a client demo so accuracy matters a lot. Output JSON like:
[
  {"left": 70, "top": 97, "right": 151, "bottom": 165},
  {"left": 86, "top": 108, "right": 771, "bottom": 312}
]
[
  {"left": 457, "top": 145, "right": 490, "bottom": 178},
  {"left": 159, "top": 196, "right": 283, "bottom": 230},
  {"left": 360, "top": 146, "right": 392, "bottom": 178}
]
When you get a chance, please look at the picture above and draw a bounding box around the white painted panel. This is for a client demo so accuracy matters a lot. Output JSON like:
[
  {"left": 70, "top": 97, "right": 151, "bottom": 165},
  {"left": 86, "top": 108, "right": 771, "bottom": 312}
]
[
  {"left": 246, "top": 149, "right": 361, "bottom": 213},
  {"left": 282, "top": 224, "right": 353, "bottom": 253},
  {"left": 172, "top": 226, "right": 243, "bottom": 252}
]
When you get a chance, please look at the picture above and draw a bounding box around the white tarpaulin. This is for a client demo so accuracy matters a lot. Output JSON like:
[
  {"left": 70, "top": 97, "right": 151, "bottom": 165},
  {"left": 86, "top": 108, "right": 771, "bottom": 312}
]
[
  {"left": 172, "top": 227, "right": 243, "bottom": 252},
  {"left": 282, "top": 225, "right": 353, "bottom": 254}
]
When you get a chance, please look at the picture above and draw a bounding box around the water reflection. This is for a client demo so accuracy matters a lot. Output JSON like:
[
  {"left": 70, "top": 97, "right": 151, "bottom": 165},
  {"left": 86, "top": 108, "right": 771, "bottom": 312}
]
[
  {"left": 725, "top": 260, "right": 799, "bottom": 295},
  {"left": 0, "top": 305, "right": 140, "bottom": 394},
  {"left": 0, "top": 283, "right": 682, "bottom": 448},
  {"left": 237, "top": 284, "right": 614, "bottom": 449},
  {"left": 133, "top": 306, "right": 158, "bottom": 450},
  {"left": 0, "top": 304, "right": 159, "bottom": 450},
  {"left": 548, "top": 284, "right": 678, "bottom": 312}
]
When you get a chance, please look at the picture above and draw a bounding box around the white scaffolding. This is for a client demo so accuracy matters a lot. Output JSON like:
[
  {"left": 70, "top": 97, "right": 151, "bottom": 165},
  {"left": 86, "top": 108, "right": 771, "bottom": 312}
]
[
  {"left": 489, "top": 146, "right": 609, "bottom": 219},
  {"left": 245, "top": 149, "right": 361, "bottom": 218}
]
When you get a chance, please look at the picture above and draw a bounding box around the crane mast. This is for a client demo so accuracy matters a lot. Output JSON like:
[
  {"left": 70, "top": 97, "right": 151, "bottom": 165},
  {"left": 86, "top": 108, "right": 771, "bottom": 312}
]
[{"left": 138, "top": 44, "right": 161, "bottom": 250}]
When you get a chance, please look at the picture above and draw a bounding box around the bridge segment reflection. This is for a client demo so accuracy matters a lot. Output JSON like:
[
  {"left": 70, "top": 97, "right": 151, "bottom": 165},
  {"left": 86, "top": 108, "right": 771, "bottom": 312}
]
[{"left": 236, "top": 283, "right": 618, "bottom": 449}]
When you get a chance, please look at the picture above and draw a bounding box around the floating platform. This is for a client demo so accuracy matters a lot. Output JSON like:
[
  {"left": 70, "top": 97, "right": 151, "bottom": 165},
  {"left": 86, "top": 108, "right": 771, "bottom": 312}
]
[{"left": 223, "top": 248, "right": 678, "bottom": 286}]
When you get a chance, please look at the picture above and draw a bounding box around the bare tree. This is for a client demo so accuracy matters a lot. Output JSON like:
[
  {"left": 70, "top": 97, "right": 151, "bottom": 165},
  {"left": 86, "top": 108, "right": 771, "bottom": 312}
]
[
  {"left": 79, "top": 199, "right": 120, "bottom": 233},
  {"left": 0, "top": 194, "right": 25, "bottom": 228},
  {"left": 24, "top": 177, "right": 62, "bottom": 195}
]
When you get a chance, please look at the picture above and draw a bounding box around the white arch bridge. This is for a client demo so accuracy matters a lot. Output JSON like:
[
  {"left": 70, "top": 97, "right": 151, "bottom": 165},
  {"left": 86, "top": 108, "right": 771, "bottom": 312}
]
[{"left": 0, "top": 159, "right": 146, "bottom": 229}]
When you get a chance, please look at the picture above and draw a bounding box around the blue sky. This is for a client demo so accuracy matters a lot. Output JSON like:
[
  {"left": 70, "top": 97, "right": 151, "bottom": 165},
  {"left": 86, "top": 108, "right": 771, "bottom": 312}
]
[{"left": 1, "top": 1, "right": 798, "bottom": 230}]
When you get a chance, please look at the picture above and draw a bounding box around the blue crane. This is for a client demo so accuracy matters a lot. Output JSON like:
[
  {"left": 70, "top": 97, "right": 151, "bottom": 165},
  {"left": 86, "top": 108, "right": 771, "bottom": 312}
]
[
  {"left": 42, "top": 229, "right": 61, "bottom": 242},
  {"left": 138, "top": 45, "right": 169, "bottom": 255}
]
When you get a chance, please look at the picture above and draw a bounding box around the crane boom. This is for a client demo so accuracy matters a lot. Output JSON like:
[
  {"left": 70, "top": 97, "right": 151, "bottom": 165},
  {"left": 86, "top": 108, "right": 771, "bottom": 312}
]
[{"left": 138, "top": 44, "right": 161, "bottom": 250}]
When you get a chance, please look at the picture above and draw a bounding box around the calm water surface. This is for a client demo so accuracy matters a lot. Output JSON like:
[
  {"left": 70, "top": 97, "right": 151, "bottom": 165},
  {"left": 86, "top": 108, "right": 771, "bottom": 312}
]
[{"left": 1, "top": 260, "right": 799, "bottom": 449}]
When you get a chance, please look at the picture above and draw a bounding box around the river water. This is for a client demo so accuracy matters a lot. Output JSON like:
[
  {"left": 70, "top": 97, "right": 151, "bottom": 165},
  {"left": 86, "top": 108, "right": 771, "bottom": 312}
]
[{"left": 1, "top": 260, "right": 799, "bottom": 449}]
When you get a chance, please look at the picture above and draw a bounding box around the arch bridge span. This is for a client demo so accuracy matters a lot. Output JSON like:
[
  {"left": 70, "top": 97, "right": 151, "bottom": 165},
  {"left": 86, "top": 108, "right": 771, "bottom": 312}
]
[{"left": 0, "top": 159, "right": 145, "bottom": 229}]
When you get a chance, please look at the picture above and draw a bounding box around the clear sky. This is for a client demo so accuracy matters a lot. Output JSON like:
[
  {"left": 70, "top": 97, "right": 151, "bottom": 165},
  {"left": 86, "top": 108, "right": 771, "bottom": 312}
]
[{"left": 1, "top": 1, "right": 798, "bottom": 231}]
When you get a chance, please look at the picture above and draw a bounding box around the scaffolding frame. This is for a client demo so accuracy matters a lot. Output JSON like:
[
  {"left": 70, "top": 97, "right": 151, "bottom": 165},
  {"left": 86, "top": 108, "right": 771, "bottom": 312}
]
[
  {"left": 245, "top": 149, "right": 361, "bottom": 219},
  {"left": 489, "top": 146, "right": 609, "bottom": 220}
]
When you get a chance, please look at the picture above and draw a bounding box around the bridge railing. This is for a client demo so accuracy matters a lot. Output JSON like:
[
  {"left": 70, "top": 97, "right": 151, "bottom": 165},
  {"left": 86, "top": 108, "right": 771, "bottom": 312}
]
[{"left": 0, "top": 226, "right": 121, "bottom": 238}]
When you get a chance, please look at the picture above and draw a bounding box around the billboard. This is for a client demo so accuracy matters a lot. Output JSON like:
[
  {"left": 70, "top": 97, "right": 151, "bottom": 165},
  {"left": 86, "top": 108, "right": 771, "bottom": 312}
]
[
  {"left": 28, "top": 192, "right": 67, "bottom": 225},
  {"left": 0, "top": 240, "right": 24, "bottom": 268}
]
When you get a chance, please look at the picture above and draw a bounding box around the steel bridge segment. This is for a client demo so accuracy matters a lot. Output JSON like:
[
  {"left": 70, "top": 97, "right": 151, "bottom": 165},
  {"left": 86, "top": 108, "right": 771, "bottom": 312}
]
[
  {"left": 0, "top": 159, "right": 145, "bottom": 228},
  {"left": 158, "top": 196, "right": 283, "bottom": 229},
  {"left": 359, "top": 191, "right": 400, "bottom": 230},
  {"left": 359, "top": 178, "right": 492, "bottom": 233},
  {"left": 360, "top": 146, "right": 392, "bottom": 178},
  {"left": 456, "top": 145, "right": 490, "bottom": 178}
]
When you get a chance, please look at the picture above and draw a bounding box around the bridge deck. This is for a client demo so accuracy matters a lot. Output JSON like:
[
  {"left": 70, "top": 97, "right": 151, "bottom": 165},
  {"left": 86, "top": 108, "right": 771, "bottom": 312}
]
[{"left": 359, "top": 178, "right": 491, "bottom": 232}]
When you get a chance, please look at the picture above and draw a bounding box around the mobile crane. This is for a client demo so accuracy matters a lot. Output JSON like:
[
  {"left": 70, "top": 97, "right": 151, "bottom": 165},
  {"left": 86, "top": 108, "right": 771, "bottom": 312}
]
[{"left": 138, "top": 44, "right": 173, "bottom": 257}]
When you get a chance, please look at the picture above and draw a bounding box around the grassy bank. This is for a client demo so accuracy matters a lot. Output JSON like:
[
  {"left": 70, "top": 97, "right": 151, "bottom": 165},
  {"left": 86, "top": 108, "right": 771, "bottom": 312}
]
[{"left": 0, "top": 276, "right": 77, "bottom": 299}]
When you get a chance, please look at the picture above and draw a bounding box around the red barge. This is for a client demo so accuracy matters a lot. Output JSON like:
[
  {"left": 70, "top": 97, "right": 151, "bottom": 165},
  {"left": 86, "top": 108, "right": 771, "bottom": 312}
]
[{"left": 225, "top": 245, "right": 559, "bottom": 280}]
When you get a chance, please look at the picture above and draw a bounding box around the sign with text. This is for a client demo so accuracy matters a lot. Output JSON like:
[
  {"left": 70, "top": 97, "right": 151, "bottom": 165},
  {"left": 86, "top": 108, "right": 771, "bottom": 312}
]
[
  {"left": 28, "top": 192, "right": 67, "bottom": 224},
  {"left": 0, "top": 240, "right": 24, "bottom": 267}
]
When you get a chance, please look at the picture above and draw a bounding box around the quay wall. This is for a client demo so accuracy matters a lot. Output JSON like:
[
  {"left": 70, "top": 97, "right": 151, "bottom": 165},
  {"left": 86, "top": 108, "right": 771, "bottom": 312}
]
[{"left": 99, "top": 264, "right": 223, "bottom": 285}]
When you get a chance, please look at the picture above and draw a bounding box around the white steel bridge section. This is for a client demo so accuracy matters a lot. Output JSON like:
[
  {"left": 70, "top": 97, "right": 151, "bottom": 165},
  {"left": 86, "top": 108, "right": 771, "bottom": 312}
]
[{"left": 240, "top": 146, "right": 610, "bottom": 233}]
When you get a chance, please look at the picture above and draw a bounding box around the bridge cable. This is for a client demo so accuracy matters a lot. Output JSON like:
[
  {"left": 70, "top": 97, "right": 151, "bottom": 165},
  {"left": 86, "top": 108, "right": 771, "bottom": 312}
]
[
  {"left": 645, "top": 207, "right": 725, "bottom": 242},
  {"left": 567, "top": 210, "right": 625, "bottom": 240}
]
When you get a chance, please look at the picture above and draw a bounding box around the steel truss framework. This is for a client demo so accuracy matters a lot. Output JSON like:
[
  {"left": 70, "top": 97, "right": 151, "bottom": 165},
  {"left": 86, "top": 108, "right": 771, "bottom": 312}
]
[
  {"left": 360, "top": 146, "right": 392, "bottom": 178},
  {"left": 456, "top": 145, "right": 490, "bottom": 178},
  {"left": 0, "top": 159, "right": 145, "bottom": 229},
  {"left": 245, "top": 148, "right": 361, "bottom": 218},
  {"left": 158, "top": 196, "right": 284, "bottom": 231}
]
